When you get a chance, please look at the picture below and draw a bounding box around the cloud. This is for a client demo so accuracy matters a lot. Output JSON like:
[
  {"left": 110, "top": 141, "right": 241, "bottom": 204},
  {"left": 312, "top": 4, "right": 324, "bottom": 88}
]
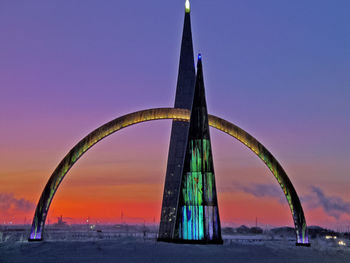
[
  {"left": 302, "top": 186, "right": 350, "bottom": 219},
  {"left": 0, "top": 193, "right": 35, "bottom": 213},
  {"left": 222, "top": 183, "right": 350, "bottom": 220},
  {"left": 222, "top": 182, "right": 285, "bottom": 203}
]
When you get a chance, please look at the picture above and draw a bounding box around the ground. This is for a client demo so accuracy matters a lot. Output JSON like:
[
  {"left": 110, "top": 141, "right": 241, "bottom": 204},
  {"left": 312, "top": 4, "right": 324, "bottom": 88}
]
[
  {"left": 1, "top": 226, "right": 350, "bottom": 263},
  {"left": 1, "top": 237, "right": 350, "bottom": 263}
]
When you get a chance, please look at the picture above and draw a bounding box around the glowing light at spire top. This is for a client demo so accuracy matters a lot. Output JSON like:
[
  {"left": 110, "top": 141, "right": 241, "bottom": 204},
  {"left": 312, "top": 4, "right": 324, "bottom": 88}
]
[{"left": 185, "top": 0, "right": 190, "bottom": 13}]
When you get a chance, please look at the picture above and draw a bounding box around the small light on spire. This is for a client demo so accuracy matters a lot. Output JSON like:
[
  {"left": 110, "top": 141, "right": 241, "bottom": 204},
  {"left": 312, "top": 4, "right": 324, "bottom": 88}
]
[
  {"left": 198, "top": 53, "right": 202, "bottom": 60},
  {"left": 185, "top": 0, "right": 190, "bottom": 13}
]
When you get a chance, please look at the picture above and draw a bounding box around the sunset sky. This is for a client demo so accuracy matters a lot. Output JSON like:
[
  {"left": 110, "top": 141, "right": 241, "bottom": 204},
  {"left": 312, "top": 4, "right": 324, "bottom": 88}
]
[{"left": 1, "top": 0, "right": 349, "bottom": 230}]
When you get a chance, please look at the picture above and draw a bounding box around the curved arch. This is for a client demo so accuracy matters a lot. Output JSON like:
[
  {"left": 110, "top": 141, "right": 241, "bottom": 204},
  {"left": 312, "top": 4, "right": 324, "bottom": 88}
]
[{"left": 28, "top": 108, "right": 309, "bottom": 245}]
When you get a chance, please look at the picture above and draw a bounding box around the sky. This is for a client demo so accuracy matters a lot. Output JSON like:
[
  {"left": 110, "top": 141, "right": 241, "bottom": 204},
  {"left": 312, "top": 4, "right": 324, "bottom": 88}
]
[{"left": 0, "top": 0, "right": 349, "bottom": 230}]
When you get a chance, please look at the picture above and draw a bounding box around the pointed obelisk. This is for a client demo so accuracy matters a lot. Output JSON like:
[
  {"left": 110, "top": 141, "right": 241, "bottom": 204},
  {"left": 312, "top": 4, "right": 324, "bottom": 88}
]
[
  {"left": 174, "top": 54, "right": 222, "bottom": 243},
  {"left": 158, "top": 0, "right": 196, "bottom": 241}
]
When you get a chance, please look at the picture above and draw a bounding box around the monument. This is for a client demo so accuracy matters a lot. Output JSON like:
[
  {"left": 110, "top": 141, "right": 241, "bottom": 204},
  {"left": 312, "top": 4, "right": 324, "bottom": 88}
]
[{"left": 28, "top": 0, "right": 309, "bottom": 246}]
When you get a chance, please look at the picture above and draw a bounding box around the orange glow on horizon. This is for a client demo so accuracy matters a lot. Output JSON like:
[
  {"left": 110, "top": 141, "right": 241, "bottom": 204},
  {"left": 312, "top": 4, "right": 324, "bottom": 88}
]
[{"left": 1, "top": 123, "right": 348, "bottom": 230}]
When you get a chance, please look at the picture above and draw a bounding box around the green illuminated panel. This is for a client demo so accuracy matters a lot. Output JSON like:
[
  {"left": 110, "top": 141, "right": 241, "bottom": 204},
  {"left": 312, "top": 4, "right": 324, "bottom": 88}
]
[{"left": 177, "top": 137, "right": 221, "bottom": 241}]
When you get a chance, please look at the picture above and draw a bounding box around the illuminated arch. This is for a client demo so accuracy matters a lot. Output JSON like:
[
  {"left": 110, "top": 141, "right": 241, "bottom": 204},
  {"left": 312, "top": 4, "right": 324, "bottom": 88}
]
[{"left": 28, "top": 108, "right": 309, "bottom": 245}]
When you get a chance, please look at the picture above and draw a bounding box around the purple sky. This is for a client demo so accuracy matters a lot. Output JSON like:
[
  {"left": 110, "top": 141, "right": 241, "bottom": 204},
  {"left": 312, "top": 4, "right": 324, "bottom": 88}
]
[{"left": 0, "top": 0, "right": 349, "bottom": 228}]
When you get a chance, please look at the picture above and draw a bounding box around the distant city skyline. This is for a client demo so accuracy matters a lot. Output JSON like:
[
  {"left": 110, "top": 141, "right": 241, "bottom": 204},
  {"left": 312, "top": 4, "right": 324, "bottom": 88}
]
[{"left": 0, "top": 0, "right": 349, "bottom": 230}]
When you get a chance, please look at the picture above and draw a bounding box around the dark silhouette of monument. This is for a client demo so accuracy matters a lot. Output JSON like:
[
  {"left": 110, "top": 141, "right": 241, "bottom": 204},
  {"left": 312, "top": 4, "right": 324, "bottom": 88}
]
[{"left": 158, "top": 0, "right": 196, "bottom": 241}]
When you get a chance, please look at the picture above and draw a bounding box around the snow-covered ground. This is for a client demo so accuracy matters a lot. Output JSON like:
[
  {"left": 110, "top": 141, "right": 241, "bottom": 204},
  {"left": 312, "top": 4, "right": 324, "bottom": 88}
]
[{"left": 1, "top": 226, "right": 350, "bottom": 263}]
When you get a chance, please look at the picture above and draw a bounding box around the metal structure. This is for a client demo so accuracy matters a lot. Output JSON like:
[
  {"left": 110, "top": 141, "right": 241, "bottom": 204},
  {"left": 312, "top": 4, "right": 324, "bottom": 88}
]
[
  {"left": 28, "top": 107, "right": 309, "bottom": 245},
  {"left": 158, "top": 0, "right": 196, "bottom": 240},
  {"left": 173, "top": 56, "right": 222, "bottom": 243}
]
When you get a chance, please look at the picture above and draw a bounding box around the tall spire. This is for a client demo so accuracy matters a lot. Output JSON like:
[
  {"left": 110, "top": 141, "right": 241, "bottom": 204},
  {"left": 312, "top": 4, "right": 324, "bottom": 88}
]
[
  {"left": 174, "top": 1, "right": 195, "bottom": 110},
  {"left": 158, "top": 2, "right": 196, "bottom": 241},
  {"left": 174, "top": 55, "right": 222, "bottom": 243}
]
